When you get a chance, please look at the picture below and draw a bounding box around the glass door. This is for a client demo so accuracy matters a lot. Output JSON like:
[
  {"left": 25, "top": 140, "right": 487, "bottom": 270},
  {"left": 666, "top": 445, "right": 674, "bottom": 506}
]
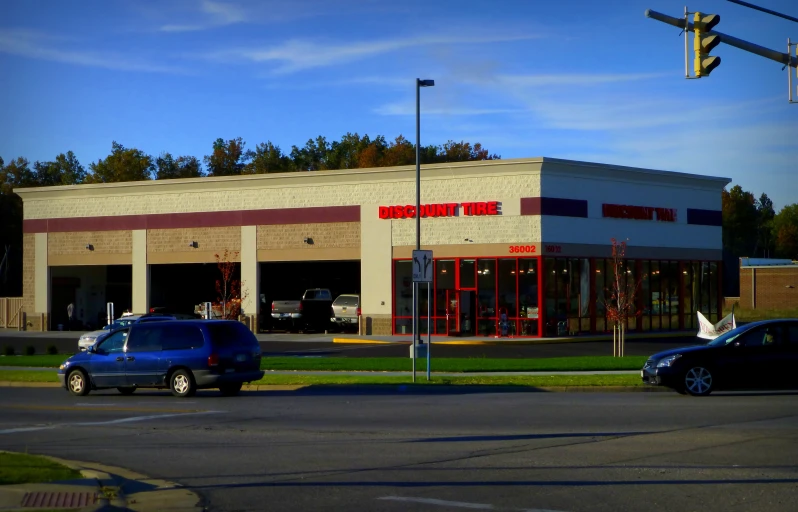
[
  {"left": 459, "top": 290, "right": 476, "bottom": 336},
  {"left": 446, "top": 289, "right": 459, "bottom": 335}
]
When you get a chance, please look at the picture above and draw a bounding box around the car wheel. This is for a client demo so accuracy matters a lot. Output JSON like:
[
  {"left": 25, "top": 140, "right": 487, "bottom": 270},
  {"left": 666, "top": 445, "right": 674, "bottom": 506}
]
[
  {"left": 169, "top": 369, "right": 196, "bottom": 397},
  {"left": 683, "top": 366, "right": 714, "bottom": 396},
  {"left": 67, "top": 370, "right": 90, "bottom": 397},
  {"left": 219, "top": 383, "right": 243, "bottom": 396},
  {"left": 117, "top": 387, "right": 136, "bottom": 395}
]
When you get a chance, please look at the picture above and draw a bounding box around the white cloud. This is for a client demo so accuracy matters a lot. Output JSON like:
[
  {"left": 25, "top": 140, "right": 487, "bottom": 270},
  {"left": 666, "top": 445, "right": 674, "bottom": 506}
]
[
  {"left": 0, "top": 29, "right": 183, "bottom": 73},
  {"left": 206, "top": 32, "right": 542, "bottom": 73},
  {"left": 374, "top": 103, "right": 526, "bottom": 116},
  {"left": 494, "top": 72, "right": 669, "bottom": 87},
  {"left": 159, "top": 0, "right": 247, "bottom": 32}
]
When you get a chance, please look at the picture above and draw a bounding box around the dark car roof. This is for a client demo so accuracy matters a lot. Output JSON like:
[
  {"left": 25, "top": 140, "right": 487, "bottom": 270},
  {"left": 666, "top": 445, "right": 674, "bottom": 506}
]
[{"left": 737, "top": 319, "right": 798, "bottom": 328}]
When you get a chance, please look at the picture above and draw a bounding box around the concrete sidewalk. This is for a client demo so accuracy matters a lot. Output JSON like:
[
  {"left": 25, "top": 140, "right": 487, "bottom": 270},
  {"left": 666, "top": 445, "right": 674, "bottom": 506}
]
[{"left": 0, "top": 451, "right": 201, "bottom": 511}]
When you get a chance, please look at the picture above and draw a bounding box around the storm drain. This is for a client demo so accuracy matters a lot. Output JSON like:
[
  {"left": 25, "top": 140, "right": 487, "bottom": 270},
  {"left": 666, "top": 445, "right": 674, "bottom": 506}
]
[{"left": 21, "top": 491, "right": 97, "bottom": 508}]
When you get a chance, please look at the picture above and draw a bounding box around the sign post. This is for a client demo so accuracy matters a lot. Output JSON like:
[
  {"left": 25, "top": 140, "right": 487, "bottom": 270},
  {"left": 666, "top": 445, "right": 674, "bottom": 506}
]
[
  {"left": 106, "top": 302, "right": 114, "bottom": 326},
  {"left": 412, "top": 250, "right": 433, "bottom": 382}
]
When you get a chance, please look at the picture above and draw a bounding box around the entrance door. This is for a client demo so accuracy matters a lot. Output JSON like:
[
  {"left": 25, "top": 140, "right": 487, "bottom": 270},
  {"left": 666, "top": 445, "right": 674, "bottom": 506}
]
[
  {"left": 459, "top": 290, "right": 476, "bottom": 336},
  {"left": 446, "top": 290, "right": 459, "bottom": 335}
]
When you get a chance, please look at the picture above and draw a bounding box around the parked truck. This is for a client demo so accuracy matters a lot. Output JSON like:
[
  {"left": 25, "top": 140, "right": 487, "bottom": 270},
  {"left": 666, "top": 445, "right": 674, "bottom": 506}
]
[{"left": 271, "top": 288, "right": 334, "bottom": 332}]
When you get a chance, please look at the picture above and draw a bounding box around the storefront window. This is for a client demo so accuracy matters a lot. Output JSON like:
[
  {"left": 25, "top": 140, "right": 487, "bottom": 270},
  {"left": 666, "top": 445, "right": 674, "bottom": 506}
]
[
  {"left": 642, "top": 261, "right": 651, "bottom": 331},
  {"left": 394, "top": 260, "right": 413, "bottom": 319},
  {"left": 710, "top": 262, "right": 719, "bottom": 318},
  {"left": 435, "top": 260, "right": 455, "bottom": 319},
  {"left": 682, "top": 263, "right": 693, "bottom": 329},
  {"left": 700, "top": 262, "right": 711, "bottom": 316},
  {"left": 595, "top": 259, "right": 606, "bottom": 330},
  {"left": 460, "top": 260, "right": 476, "bottom": 289},
  {"left": 662, "top": 261, "right": 679, "bottom": 330},
  {"left": 498, "top": 259, "right": 517, "bottom": 334},
  {"left": 477, "top": 259, "right": 497, "bottom": 336}
]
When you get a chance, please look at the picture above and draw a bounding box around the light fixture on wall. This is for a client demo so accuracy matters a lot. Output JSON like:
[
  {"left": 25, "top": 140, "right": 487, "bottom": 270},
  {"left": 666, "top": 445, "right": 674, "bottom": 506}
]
[
  {"left": 85, "top": 244, "right": 94, "bottom": 251},
  {"left": 188, "top": 241, "right": 198, "bottom": 248},
  {"left": 303, "top": 237, "right": 314, "bottom": 245},
  {"left": 464, "top": 238, "right": 474, "bottom": 243}
]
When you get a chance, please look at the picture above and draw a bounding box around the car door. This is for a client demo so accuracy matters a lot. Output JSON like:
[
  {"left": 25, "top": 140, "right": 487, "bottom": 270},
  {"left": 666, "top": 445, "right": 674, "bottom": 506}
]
[
  {"left": 89, "top": 329, "right": 129, "bottom": 388},
  {"left": 731, "top": 324, "right": 786, "bottom": 389},
  {"left": 124, "top": 324, "right": 165, "bottom": 387},
  {"left": 781, "top": 322, "right": 798, "bottom": 389}
]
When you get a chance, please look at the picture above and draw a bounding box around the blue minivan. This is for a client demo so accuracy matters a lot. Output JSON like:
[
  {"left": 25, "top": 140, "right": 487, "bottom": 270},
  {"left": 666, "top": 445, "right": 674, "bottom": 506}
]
[{"left": 58, "top": 320, "right": 264, "bottom": 397}]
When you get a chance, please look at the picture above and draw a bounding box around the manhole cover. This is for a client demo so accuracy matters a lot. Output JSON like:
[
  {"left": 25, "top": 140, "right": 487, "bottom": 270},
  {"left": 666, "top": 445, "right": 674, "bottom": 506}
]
[{"left": 21, "top": 491, "right": 97, "bottom": 508}]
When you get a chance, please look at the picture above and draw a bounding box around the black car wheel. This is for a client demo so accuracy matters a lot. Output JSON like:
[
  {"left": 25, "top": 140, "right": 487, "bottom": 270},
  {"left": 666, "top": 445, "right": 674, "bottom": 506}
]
[
  {"left": 683, "top": 366, "right": 714, "bottom": 396},
  {"left": 67, "top": 369, "right": 90, "bottom": 397},
  {"left": 219, "top": 383, "right": 243, "bottom": 396},
  {"left": 170, "top": 369, "right": 196, "bottom": 397},
  {"left": 117, "top": 387, "right": 136, "bottom": 395}
]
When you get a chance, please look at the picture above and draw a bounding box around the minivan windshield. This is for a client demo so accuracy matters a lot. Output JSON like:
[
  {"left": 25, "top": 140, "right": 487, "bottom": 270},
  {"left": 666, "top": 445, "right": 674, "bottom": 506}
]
[{"left": 706, "top": 324, "right": 750, "bottom": 347}]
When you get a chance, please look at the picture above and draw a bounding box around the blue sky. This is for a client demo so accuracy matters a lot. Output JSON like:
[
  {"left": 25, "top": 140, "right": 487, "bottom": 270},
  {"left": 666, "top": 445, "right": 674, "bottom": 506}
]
[{"left": 1, "top": 0, "right": 796, "bottom": 209}]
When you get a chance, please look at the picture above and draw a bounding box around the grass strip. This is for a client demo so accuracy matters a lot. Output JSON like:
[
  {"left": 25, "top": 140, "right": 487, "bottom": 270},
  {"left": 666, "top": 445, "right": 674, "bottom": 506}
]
[
  {"left": 0, "top": 355, "right": 650, "bottom": 372},
  {"left": 0, "top": 452, "right": 82, "bottom": 485},
  {"left": 250, "top": 373, "right": 642, "bottom": 387},
  {"left": 0, "top": 370, "right": 59, "bottom": 382},
  {"left": 259, "top": 356, "right": 649, "bottom": 372},
  {"left": 724, "top": 307, "right": 798, "bottom": 322}
]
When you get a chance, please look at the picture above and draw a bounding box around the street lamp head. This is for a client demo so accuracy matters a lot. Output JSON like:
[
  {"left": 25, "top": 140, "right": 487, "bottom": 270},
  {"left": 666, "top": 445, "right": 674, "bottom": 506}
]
[{"left": 418, "top": 79, "right": 435, "bottom": 87}]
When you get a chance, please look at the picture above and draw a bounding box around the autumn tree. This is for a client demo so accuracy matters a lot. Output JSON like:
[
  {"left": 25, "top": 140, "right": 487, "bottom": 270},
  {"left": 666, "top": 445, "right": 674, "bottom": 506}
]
[
  {"left": 204, "top": 137, "right": 250, "bottom": 176},
  {"left": 604, "top": 239, "right": 644, "bottom": 357},
  {"left": 773, "top": 204, "right": 798, "bottom": 259},
  {"left": 32, "top": 151, "right": 86, "bottom": 186},
  {"left": 381, "top": 135, "right": 415, "bottom": 166},
  {"left": 213, "top": 249, "right": 246, "bottom": 319},
  {"left": 156, "top": 153, "right": 203, "bottom": 180},
  {"left": 85, "top": 142, "right": 154, "bottom": 183}
]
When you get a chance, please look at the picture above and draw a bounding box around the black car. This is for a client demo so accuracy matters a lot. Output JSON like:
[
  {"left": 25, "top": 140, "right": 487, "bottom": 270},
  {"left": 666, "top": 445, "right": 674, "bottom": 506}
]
[{"left": 642, "top": 319, "right": 798, "bottom": 396}]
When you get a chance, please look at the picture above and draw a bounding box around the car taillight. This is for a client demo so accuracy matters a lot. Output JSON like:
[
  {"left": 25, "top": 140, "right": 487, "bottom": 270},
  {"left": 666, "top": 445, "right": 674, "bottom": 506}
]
[
  {"left": 271, "top": 303, "right": 275, "bottom": 311},
  {"left": 149, "top": 308, "right": 155, "bottom": 313},
  {"left": 357, "top": 307, "right": 361, "bottom": 316},
  {"left": 208, "top": 354, "right": 219, "bottom": 367},
  {"left": 299, "top": 302, "right": 303, "bottom": 311}
]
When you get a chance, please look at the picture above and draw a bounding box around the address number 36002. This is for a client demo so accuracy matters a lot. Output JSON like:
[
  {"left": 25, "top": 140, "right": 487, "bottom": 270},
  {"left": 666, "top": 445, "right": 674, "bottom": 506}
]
[{"left": 508, "top": 245, "right": 536, "bottom": 254}]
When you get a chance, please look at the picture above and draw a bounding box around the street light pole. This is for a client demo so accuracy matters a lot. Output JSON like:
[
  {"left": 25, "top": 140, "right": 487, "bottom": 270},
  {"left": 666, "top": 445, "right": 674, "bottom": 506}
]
[{"left": 414, "top": 79, "right": 434, "bottom": 362}]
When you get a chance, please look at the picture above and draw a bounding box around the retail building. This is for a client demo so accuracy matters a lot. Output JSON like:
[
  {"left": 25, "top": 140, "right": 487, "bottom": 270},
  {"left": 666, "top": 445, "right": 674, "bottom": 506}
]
[{"left": 15, "top": 157, "right": 729, "bottom": 336}]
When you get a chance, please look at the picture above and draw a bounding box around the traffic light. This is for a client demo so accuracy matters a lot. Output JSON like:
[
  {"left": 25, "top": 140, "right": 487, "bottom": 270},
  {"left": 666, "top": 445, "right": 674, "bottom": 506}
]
[{"left": 694, "top": 12, "right": 721, "bottom": 77}]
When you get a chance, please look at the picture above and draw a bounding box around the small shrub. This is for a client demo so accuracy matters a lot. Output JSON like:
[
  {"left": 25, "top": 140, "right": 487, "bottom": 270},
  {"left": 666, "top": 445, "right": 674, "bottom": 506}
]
[
  {"left": 2, "top": 345, "right": 14, "bottom": 356},
  {"left": 25, "top": 345, "right": 36, "bottom": 356},
  {"left": 46, "top": 345, "right": 59, "bottom": 355}
]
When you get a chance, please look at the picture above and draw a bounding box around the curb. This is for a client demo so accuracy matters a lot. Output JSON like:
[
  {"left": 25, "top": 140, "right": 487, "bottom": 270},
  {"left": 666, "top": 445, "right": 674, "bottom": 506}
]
[
  {"left": 333, "top": 331, "right": 697, "bottom": 345},
  {"left": 0, "top": 451, "right": 203, "bottom": 512}
]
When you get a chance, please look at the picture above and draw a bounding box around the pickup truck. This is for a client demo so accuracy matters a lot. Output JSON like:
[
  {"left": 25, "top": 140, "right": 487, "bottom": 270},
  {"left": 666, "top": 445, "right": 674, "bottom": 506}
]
[
  {"left": 271, "top": 288, "right": 334, "bottom": 332},
  {"left": 331, "top": 294, "right": 360, "bottom": 333}
]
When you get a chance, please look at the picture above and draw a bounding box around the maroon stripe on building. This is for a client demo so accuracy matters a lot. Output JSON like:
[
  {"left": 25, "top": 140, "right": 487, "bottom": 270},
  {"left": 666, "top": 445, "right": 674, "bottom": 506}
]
[
  {"left": 687, "top": 208, "right": 722, "bottom": 226},
  {"left": 521, "top": 197, "right": 588, "bottom": 218},
  {"left": 23, "top": 205, "right": 360, "bottom": 233}
]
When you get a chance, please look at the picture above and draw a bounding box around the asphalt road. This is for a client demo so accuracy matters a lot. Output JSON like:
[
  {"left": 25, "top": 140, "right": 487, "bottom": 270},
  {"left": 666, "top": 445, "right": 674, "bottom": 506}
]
[
  {"left": 1, "top": 387, "right": 796, "bottom": 512},
  {"left": 0, "top": 331, "right": 696, "bottom": 358}
]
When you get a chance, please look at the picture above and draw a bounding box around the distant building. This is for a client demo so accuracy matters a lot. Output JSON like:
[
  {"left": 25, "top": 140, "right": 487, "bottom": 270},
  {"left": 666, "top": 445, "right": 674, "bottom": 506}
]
[{"left": 739, "top": 258, "right": 798, "bottom": 310}]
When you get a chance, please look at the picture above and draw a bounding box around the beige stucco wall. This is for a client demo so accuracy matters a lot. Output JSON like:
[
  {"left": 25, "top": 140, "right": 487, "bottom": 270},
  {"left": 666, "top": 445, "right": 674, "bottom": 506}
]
[
  {"left": 147, "top": 227, "right": 241, "bottom": 264},
  {"left": 257, "top": 223, "right": 360, "bottom": 250},
  {"left": 22, "top": 233, "right": 35, "bottom": 315},
  {"left": 48, "top": 230, "right": 132, "bottom": 266},
  {"left": 34, "top": 233, "right": 48, "bottom": 314},
  {"left": 360, "top": 205, "right": 393, "bottom": 318},
  {"left": 132, "top": 230, "right": 148, "bottom": 314}
]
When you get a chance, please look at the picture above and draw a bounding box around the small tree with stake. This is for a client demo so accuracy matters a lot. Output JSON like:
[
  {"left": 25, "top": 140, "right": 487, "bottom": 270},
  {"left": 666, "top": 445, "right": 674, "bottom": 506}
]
[
  {"left": 213, "top": 249, "right": 246, "bottom": 320},
  {"left": 604, "top": 238, "right": 644, "bottom": 357}
]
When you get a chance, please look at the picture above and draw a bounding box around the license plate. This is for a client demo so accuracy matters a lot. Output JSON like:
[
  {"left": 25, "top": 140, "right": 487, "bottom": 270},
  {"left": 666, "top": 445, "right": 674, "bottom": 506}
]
[
  {"left": 280, "top": 313, "right": 290, "bottom": 318},
  {"left": 236, "top": 354, "right": 247, "bottom": 362},
  {"left": 342, "top": 307, "right": 347, "bottom": 312},
  {"left": 225, "top": 368, "right": 235, "bottom": 373}
]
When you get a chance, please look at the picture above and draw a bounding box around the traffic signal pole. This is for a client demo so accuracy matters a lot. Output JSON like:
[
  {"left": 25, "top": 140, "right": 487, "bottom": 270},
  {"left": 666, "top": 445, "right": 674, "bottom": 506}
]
[{"left": 646, "top": 9, "right": 798, "bottom": 69}]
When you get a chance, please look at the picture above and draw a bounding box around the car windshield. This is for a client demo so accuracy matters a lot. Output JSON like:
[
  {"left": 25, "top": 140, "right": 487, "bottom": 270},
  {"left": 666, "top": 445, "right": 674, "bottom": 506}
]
[{"left": 706, "top": 324, "right": 751, "bottom": 347}]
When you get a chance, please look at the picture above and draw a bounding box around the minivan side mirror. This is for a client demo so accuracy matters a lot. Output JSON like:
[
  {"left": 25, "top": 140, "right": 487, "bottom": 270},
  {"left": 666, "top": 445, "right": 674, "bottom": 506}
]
[{"left": 87, "top": 345, "right": 96, "bottom": 353}]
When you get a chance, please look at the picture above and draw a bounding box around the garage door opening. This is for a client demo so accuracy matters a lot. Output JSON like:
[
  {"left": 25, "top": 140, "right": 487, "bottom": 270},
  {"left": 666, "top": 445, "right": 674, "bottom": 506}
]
[
  {"left": 50, "top": 265, "right": 131, "bottom": 331},
  {"left": 259, "top": 260, "right": 360, "bottom": 332},
  {"left": 150, "top": 263, "right": 236, "bottom": 317}
]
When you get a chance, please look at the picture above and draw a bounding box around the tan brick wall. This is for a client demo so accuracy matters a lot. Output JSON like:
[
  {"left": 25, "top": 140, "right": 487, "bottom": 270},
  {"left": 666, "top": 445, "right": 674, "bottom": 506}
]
[
  {"left": 22, "top": 234, "right": 35, "bottom": 315},
  {"left": 23, "top": 168, "right": 542, "bottom": 220},
  {"left": 391, "top": 216, "right": 540, "bottom": 246},
  {"left": 257, "top": 223, "right": 360, "bottom": 250},
  {"left": 360, "top": 315, "right": 392, "bottom": 335},
  {"left": 147, "top": 227, "right": 241, "bottom": 254},
  {"left": 740, "top": 268, "right": 798, "bottom": 309},
  {"left": 48, "top": 230, "right": 132, "bottom": 255}
]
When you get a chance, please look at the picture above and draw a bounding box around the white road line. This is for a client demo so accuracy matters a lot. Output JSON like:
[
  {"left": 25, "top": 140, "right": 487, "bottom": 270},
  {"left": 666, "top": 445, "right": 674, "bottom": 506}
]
[
  {"left": 378, "top": 496, "right": 495, "bottom": 509},
  {"left": 377, "top": 496, "right": 568, "bottom": 512},
  {"left": 0, "top": 410, "right": 220, "bottom": 435}
]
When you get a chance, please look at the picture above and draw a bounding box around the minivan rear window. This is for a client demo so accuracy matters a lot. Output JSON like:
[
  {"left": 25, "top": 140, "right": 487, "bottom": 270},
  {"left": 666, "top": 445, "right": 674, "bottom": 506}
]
[
  {"left": 333, "top": 295, "right": 358, "bottom": 307},
  {"left": 206, "top": 322, "right": 259, "bottom": 347}
]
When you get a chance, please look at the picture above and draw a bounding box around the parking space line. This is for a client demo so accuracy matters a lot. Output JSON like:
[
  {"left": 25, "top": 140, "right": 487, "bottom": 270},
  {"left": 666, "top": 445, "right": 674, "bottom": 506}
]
[
  {"left": 1, "top": 405, "right": 205, "bottom": 414},
  {"left": 377, "top": 496, "right": 568, "bottom": 512},
  {"left": 0, "top": 410, "right": 220, "bottom": 435}
]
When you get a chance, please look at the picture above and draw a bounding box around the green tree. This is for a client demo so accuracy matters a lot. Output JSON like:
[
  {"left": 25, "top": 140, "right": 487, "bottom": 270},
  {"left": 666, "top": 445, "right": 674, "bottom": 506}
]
[
  {"left": 755, "top": 193, "right": 775, "bottom": 258},
  {"left": 32, "top": 151, "right": 86, "bottom": 187},
  {"left": 156, "top": 153, "right": 203, "bottom": 180},
  {"left": 290, "top": 136, "right": 331, "bottom": 171},
  {"left": 772, "top": 204, "right": 798, "bottom": 259},
  {"left": 721, "top": 185, "right": 758, "bottom": 257},
  {"left": 85, "top": 142, "right": 154, "bottom": 183},
  {"left": 440, "top": 140, "right": 500, "bottom": 162},
  {"left": 244, "top": 142, "right": 291, "bottom": 174},
  {"left": 381, "top": 135, "right": 415, "bottom": 167},
  {"left": 204, "top": 138, "right": 250, "bottom": 176}
]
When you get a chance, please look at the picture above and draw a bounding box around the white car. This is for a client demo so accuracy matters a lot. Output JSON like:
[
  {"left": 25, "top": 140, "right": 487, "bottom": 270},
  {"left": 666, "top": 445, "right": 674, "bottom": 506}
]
[{"left": 77, "top": 314, "right": 176, "bottom": 351}]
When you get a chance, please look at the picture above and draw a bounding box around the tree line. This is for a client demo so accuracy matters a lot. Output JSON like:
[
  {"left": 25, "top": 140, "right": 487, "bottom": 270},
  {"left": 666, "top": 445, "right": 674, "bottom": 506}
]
[{"left": 0, "top": 134, "right": 499, "bottom": 295}]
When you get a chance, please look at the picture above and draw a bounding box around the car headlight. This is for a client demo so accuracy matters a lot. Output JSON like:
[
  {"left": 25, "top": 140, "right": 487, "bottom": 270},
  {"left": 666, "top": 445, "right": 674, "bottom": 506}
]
[
  {"left": 657, "top": 354, "right": 682, "bottom": 368},
  {"left": 80, "top": 336, "right": 96, "bottom": 343},
  {"left": 59, "top": 361, "right": 70, "bottom": 370}
]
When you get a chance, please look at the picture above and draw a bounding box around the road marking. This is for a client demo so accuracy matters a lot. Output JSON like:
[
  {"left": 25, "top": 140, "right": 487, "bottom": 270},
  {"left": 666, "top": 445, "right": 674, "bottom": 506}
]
[
  {"left": 75, "top": 402, "right": 197, "bottom": 406},
  {"left": 0, "top": 410, "right": 220, "bottom": 435},
  {"left": 377, "top": 496, "right": 567, "bottom": 512}
]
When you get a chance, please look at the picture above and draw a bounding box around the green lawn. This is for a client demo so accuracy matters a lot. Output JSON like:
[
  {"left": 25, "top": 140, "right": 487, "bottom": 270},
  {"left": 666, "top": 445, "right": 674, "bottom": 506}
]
[
  {"left": 0, "top": 452, "right": 82, "bottom": 486},
  {"left": 251, "top": 374, "right": 643, "bottom": 387},
  {"left": 725, "top": 307, "right": 798, "bottom": 322},
  {"left": 0, "top": 354, "right": 648, "bottom": 372},
  {"left": 0, "top": 370, "right": 59, "bottom": 382}
]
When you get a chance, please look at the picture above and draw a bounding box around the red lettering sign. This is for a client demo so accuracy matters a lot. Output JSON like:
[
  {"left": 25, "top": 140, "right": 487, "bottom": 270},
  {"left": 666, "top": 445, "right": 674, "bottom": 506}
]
[
  {"left": 378, "top": 201, "right": 500, "bottom": 219},
  {"left": 602, "top": 204, "right": 676, "bottom": 222}
]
